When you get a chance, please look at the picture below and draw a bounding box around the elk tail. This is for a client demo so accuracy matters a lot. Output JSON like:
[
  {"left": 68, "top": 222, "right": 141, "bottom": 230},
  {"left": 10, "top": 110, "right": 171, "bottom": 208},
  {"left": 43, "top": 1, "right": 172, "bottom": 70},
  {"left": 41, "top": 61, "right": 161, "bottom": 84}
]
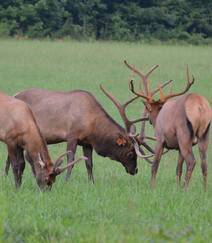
[{"left": 186, "top": 119, "right": 194, "bottom": 139}]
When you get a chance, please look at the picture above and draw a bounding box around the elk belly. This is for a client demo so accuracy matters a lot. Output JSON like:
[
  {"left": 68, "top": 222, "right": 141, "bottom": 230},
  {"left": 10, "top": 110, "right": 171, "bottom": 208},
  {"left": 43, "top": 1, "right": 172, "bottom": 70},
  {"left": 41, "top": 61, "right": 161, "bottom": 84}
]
[{"left": 164, "top": 136, "right": 179, "bottom": 149}]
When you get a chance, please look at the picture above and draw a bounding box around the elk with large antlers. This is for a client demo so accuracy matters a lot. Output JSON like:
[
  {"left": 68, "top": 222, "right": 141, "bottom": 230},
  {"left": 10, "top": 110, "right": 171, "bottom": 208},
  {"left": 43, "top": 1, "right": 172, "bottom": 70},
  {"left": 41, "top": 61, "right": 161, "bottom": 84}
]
[
  {"left": 10, "top": 88, "right": 155, "bottom": 183},
  {"left": 0, "top": 91, "right": 86, "bottom": 189},
  {"left": 125, "top": 60, "right": 212, "bottom": 190}
]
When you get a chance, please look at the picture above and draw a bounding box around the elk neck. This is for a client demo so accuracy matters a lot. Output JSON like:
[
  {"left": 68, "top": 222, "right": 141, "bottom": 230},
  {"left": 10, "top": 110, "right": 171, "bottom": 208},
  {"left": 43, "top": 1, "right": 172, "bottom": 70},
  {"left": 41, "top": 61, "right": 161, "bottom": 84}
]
[
  {"left": 25, "top": 123, "right": 53, "bottom": 171},
  {"left": 92, "top": 112, "right": 128, "bottom": 158}
]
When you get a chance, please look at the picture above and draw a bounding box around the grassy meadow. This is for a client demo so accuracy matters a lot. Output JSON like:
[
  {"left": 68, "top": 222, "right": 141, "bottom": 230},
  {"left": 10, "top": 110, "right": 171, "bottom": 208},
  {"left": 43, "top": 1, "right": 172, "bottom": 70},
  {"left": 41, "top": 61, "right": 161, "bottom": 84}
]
[{"left": 0, "top": 39, "right": 212, "bottom": 242}]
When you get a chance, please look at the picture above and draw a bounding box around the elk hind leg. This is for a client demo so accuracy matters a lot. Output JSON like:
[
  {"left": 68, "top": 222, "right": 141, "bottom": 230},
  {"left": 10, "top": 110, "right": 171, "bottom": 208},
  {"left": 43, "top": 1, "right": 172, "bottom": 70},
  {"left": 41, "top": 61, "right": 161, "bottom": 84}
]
[
  {"left": 198, "top": 126, "right": 210, "bottom": 191},
  {"left": 83, "top": 145, "right": 94, "bottom": 183},
  {"left": 179, "top": 142, "right": 195, "bottom": 190},
  {"left": 4, "top": 155, "right": 10, "bottom": 176}
]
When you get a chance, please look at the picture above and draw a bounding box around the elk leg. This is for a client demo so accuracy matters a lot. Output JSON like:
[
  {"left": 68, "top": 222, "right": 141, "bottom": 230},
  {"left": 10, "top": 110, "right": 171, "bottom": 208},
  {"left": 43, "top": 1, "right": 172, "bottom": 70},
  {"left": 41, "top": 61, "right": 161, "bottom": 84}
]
[
  {"left": 177, "top": 128, "right": 196, "bottom": 190},
  {"left": 17, "top": 149, "right": 25, "bottom": 185},
  {"left": 198, "top": 134, "right": 209, "bottom": 192},
  {"left": 65, "top": 139, "right": 77, "bottom": 181},
  {"left": 25, "top": 152, "right": 36, "bottom": 176},
  {"left": 4, "top": 155, "right": 10, "bottom": 176},
  {"left": 176, "top": 152, "right": 184, "bottom": 187},
  {"left": 8, "top": 146, "right": 25, "bottom": 188},
  {"left": 183, "top": 153, "right": 195, "bottom": 191},
  {"left": 82, "top": 145, "right": 94, "bottom": 183},
  {"left": 151, "top": 141, "right": 164, "bottom": 188},
  {"left": 179, "top": 145, "right": 195, "bottom": 190}
]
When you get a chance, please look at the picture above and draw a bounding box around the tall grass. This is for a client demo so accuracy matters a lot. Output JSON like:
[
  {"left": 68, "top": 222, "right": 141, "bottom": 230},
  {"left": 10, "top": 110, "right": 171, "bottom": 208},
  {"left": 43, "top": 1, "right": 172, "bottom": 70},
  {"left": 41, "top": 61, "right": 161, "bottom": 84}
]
[{"left": 0, "top": 39, "right": 212, "bottom": 242}]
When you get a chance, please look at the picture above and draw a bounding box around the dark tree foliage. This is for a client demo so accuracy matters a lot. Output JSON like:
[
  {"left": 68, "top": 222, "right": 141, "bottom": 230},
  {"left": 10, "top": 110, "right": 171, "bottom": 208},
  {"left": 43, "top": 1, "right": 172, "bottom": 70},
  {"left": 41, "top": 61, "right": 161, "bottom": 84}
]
[{"left": 0, "top": 0, "right": 211, "bottom": 44}]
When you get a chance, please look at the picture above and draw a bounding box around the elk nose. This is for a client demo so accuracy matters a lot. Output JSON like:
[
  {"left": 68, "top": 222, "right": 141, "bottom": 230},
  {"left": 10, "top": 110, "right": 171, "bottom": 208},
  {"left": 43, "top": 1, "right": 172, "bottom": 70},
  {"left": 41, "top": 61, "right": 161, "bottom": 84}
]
[{"left": 135, "top": 168, "right": 138, "bottom": 174}]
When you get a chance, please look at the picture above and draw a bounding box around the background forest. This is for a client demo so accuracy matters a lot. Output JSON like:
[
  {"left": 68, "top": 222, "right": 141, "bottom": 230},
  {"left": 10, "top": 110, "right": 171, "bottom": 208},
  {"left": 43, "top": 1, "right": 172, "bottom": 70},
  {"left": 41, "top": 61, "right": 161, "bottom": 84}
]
[{"left": 0, "top": 0, "right": 211, "bottom": 44}]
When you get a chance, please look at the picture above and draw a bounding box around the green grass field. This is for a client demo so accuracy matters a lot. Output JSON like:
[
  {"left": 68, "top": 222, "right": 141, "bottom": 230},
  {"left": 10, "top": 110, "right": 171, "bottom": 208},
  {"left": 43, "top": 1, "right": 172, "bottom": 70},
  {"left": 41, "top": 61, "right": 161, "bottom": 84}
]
[{"left": 0, "top": 39, "right": 212, "bottom": 242}]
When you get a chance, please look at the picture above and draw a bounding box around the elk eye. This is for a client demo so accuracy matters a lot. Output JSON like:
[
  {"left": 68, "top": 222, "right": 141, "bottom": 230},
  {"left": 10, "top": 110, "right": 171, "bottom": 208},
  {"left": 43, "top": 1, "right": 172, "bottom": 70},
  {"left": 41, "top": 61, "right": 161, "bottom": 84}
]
[{"left": 127, "top": 151, "right": 134, "bottom": 159}]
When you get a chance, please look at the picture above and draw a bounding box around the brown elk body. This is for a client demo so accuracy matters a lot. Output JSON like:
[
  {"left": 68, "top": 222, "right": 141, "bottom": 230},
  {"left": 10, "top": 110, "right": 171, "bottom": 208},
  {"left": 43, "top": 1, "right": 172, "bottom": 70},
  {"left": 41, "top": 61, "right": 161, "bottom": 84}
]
[
  {"left": 12, "top": 88, "right": 152, "bottom": 182},
  {"left": 0, "top": 92, "right": 84, "bottom": 189},
  {"left": 150, "top": 93, "right": 211, "bottom": 190},
  {"left": 126, "top": 61, "right": 212, "bottom": 190}
]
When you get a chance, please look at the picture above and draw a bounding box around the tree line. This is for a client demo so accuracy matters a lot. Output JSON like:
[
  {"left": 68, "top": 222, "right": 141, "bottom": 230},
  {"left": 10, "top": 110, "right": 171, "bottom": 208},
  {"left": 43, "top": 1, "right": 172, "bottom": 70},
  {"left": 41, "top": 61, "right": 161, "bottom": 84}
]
[{"left": 0, "top": 0, "right": 211, "bottom": 44}]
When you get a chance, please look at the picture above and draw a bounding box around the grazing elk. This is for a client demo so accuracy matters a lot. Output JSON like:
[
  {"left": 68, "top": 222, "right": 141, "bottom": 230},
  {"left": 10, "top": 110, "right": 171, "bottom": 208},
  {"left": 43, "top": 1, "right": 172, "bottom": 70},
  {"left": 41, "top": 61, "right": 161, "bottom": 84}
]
[
  {"left": 0, "top": 91, "right": 86, "bottom": 189},
  {"left": 10, "top": 88, "right": 155, "bottom": 183},
  {"left": 125, "top": 61, "right": 212, "bottom": 190}
]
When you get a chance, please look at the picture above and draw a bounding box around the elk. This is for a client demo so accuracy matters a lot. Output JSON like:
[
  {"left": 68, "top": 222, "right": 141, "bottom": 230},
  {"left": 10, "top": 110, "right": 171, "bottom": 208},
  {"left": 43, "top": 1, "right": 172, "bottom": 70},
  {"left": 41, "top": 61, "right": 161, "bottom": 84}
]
[
  {"left": 125, "top": 61, "right": 212, "bottom": 190},
  {"left": 8, "top": 88, "right": 157, "bottom": 183},
  {"left": 0, "top": 91, "right": 86, "bottom": 189}
]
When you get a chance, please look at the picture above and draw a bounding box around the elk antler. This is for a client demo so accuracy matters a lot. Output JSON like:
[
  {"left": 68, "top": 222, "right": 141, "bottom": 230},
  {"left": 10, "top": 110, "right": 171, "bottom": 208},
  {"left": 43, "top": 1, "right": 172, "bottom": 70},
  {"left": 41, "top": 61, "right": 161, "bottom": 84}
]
[
  {"left": 124, "top": 60, "right": 159, "bottom": 96},
  {"left": 129, "top": 80, "right": 150, "bottom": 100},
  {"left": 53, "top": 156, "right": 88, "bottom": 175},
  {"left": 131, "top": 137, "right": 155, "bottom": 160},
  {"left": 129, "top": 79, "right": 173, "bottom": 101},
  {"left": 100, "top": 84, "right": 148, "bottom": 132},
  {"left": 159, "top": 65, "right": 194, "bottom": 102},
  {"left": 100, "top": 84, "right": 156, "bottom": 159},
  {"left": 53, "top": 150, "right": 73, "bottom": 169},
  {"left": 151, "top": 79, "right": 173, "bottom": 96},
  {"left": 125, "top": 60, "right": 173, "bottom": 143}
]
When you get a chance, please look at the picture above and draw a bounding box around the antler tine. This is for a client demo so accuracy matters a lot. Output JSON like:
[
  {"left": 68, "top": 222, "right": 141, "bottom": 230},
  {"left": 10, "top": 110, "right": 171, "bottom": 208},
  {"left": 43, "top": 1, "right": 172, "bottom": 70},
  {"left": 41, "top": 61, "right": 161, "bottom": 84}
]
[
  {"left": 129, "top": 80, "right": 149, "bottom": 100},
  {"left": 140, "top": 108, "right": 147, "bottom": 141},
  {"left": 160, "top": 66, "right": 194, "bottom": 101},
  {"left": 100, "top": 84, "right": 146, "bottom": 132},
  {"left": 53, "top": 150, "right": 73, "bottom": 169},
  {"left": 133, "top": 138, "right": 155, "bottom": 159},
  {"left": 124, "top": 60, "right": 148, "bottom": 94},
  {"left": 146, "top": 65, "right": 159, "bottom": 77},
  {"left": 124, "top": 60, "right": 146, "bottom": 81},
  {"left": 151, "top": 79, "right": 173, "bottom": 96},
  {"left": 186, "top": 64, "right": 190, "bottom": 82},
  {"left": 186, "top": 64, "right": 195, "bottom": 84},
  {"left": 124, "top": 60, "right": 159, "bottom": 95},
  {"left": 137, "top": 146, "right": 154, "bottom": 164},
  {"left": 55, "top": 156, "right": 87, "bottom": 175},
  {"left": 158, "top": 83, "right": 166, "bottom": 101},
  {"left": 169, "top": 80, "right": 173, "bottom": 94}
]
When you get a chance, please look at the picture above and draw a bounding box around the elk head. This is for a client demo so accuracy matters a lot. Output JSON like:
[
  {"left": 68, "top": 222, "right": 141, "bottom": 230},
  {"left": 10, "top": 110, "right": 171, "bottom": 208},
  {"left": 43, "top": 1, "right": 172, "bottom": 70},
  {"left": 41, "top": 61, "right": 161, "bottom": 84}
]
[
  {"left": 100, "top": 84, "right": 155, "bottom": 174},
  {"left": 36, "top": 151, "right": 87, "bottom": 190},
  {"left": 125, "top": 61, "right": 194, "bottom": 127}
]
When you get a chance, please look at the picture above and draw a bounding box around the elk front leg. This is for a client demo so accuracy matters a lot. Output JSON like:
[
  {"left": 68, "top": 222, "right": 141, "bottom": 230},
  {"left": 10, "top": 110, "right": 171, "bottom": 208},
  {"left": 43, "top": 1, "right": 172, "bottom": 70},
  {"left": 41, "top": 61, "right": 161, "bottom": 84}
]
[
  {"left": 151, "top": 141, "right": 164, "bottom": 188},
  {"left": 83, "top": 145, "right": 94, "bottom": 183},
  {"left": 4, "top": 155, "right": 10, "bottom": 176},
  {"left": 65, "top": 138, "right": 77, "bottom": 181},
  {"left": 8, "top": 146, "right": 25, "bottom": 188},
  {"left": 176, "top": 152, "right": 184, "bottom": 187},
  {"left": 25, "top": 152, "right": 36, "bottom": 176}
]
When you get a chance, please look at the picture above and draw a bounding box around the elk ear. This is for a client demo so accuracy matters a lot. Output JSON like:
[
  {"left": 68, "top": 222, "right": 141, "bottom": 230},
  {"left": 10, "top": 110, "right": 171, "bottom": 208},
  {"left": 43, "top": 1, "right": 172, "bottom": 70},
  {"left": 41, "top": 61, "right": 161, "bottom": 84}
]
[
  {"left": 145, "top": 103, "right": 152, "bottom": 112},
  {"left": 142, "top": 101, "right": 151, "bottom": 112},
  {"left": 116, "top": 135, "right": 127, "bottom": 146}
]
